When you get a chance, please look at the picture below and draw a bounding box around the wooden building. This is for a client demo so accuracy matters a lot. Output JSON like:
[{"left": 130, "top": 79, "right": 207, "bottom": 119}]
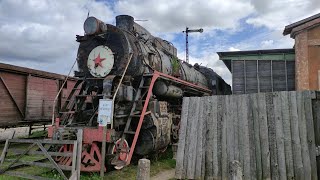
[
  {"left": 218, "top": 49, "right": 295, "bottom": 94},
  {"left": 283, "top": 13, "right": 320, "bottom": 90}
]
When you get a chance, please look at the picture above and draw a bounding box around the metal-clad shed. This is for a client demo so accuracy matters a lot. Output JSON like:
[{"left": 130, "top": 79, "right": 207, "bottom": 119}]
[{"left": 217, "top": 48, "right": 295, "bottom": 94}]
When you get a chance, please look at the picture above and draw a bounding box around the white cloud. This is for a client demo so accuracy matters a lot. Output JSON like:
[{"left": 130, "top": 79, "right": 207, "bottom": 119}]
[
  {"left": 0, "top": 0, "right": 319, "bottom": 86},
  {"left": 261, "top": 40, "right": 274, "bottom": 48},
  {"left": 115, "top": 0, "right": 254, "bottom": 33},
  {"left": 177, "top": 51, "right": 232, "bottom": 85},
  {"left": 247, "top": 0, "right": 320, "bottom": 30},
  {"left": 0, "top": 0, "right": 114, "bottom": 74},
  {"left": 228, "top": 47, "right": 241, "bottom": 51}
]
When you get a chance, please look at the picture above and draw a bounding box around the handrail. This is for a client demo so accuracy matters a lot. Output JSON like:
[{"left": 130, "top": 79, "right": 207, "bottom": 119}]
[
  {"left": 51, "top": 59, "right": 77, "bottom": 125},
  {"left": 111, "top": 53, "right": 133, "bottom": 128},
  {"left": 100, "top": 53, "right": 133, "bottom": 177}
]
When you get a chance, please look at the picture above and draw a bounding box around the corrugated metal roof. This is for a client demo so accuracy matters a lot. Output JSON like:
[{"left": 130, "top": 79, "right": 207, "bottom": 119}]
[
  {"left": 283, "top": 13, "right": 320, "bottom": 36},
  {"left": 217, "top": 48, "right": 294, "bottom": 57},
  {"left": 217, "top": 48, "right": 295, "bottom": 72}
]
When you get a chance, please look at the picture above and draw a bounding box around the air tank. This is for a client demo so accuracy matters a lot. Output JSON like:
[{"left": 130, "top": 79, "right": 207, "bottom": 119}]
[{"left": 153, "top": 81, "right": 183, "bottom": 98}]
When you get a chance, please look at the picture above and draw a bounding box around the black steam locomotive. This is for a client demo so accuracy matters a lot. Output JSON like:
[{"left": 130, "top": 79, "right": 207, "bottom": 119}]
[{"left": 49, "top": 15, "right": 230, "bottom": 172}]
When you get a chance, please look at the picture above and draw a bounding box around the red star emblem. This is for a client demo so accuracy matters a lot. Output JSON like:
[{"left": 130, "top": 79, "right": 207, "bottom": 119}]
[{"left": 93, "top": 53, "right": 106, "bottom": 68}]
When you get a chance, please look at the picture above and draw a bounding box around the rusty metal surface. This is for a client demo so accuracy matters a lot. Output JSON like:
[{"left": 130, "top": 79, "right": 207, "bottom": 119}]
[{"left": 153, "top": 81, "right": 183, "bottom": 98}]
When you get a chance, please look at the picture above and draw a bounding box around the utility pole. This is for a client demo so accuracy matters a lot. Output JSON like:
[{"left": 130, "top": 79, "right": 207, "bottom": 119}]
[{"left": 182, "top": 27, "right": 203, "bottom": 63}]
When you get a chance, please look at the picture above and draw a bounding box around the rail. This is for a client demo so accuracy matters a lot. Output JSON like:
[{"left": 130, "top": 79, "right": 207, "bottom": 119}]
[
  {"left": 100, "top": 53, "right": 133, "bottom": 177},
  {"left": 51, "top": 59, "right": 77, "bottom": 125}
]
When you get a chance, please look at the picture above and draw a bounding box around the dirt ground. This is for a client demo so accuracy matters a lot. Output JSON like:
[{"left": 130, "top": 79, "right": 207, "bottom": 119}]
[{"left": 151, "top": 169, "right": 175, "bottom": 180}]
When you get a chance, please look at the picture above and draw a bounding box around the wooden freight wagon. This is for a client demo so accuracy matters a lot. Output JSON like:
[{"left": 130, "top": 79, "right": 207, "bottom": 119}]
[{"left": 0, "top": 62, "right": 77, "bottom": 127}]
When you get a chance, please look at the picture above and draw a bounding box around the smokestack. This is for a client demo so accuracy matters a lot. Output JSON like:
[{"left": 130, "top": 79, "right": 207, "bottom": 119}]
[{"left": 116, "top": 15, "right": 134, "bottom": 32}]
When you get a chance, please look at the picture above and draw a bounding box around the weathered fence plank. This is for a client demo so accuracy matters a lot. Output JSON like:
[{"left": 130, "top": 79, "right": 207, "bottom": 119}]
[
  {"left": 273, "top": 92, "right": 287, "bottom": 180},
  {"left": 238, "top": 95, "right": 245, "bottom": 179},
  {"left": 205, "top": 96, "right": 214, "bottom": 178},
  {"left": 257, "top": 93, "right": 271, "bottom": 179},
  {"left": 186, "top": 97, "right": 200, "bottom": 179},
  {"left": 251, "top": 93, "right": 262, "bottom": 180},
  {"left": 288, "top": 91, "right": 304, "bottom": 180},
  {"left": 249, "top": 94, "right": 258, "bottom": 180},
  {"left": 234, "top": 95, "right": 240, "bottom": 162},
  {"left": 175, "top": 91, "right": 319, "bottom": 180},
  {"left": 280, "top": 91, "right": 294, "bottom": 179},
  {"left": 201, "top": 97, "right": 209, "bottom": 178},
  {"left": 227, "top": 95, "right": 235, "bottom": 171},
  {"left": 175, "top": 98, "right": 189, "bottom": 179},
  {"left": 195, "top": 97, "right": 205, "bottom": 179},
  {"left": 239, "top": 94, "right": 251, "bottom": 180},
  {"left": 221, "top": 95, "right": 228, "bottom": 180},
  {"left": 303, "top": 91, "right": 318, "bottom": 180},
  {"left": 311, "top": 92, "right": 320, "bottom": 178},
  {"left": 182, "top": 98, "right": 192, "bottom": 177},
  {"left": 266, "top": 92, "right": 279, "bottom": 180},
  {"left": 217, "top": 95, "right": 223, "bottom": 178},
  {"left": 297, "top": 92, "right": 312, "bottom": 179},
  {"left": 211, "top": 96, "right": 219, "bottom": 178}
]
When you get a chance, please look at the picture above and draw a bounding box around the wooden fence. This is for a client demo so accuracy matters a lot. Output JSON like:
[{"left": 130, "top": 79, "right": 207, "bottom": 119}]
[{"left": 175, "top": 91, "right": 320, "bottom": 180}]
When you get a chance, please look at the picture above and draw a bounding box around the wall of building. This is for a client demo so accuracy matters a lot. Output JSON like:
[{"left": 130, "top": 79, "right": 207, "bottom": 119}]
[
  {"left": 231, "top": 59, "right": 295, "bottom": 94},
  {"left": 295, "top": 25, "right": 320, "bottom": 90}
]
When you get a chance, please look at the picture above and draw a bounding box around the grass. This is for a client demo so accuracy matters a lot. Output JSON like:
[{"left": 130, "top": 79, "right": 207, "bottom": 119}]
[
  {"left": 27, "top": 130, "right": 47, "bottom": 138},
  {"left": 81, "top": 147, "right": 176, "bottom": 180},
  {"left": 0, "top": 130, "right": 57, "bottom": 180},
  {"left": 0, "top": 137, "right": 176, "bottom": 180}
]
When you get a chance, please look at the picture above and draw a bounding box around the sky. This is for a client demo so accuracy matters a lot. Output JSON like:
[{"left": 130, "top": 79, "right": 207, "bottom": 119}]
[{"left": 0, "top": 0, "right": 319, "bottom": 85}]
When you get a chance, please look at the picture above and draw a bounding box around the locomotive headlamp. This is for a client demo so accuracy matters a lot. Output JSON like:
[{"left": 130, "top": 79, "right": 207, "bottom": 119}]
[
  {"left": 84, "top": 16, "right": 107, "bottom": 35},
  {"left": 87, "top": 45, "right": 114, "bottom": 77}
]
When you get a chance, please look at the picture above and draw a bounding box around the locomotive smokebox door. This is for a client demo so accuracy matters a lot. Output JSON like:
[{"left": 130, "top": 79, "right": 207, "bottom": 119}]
[{"left": 87, "top": 45, "right": 114, "bottom": 77}]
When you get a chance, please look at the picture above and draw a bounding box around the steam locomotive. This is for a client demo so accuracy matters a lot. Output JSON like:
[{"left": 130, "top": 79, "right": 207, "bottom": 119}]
[{"left": 48, "top": 15, "right": 231, "bottom": 172}]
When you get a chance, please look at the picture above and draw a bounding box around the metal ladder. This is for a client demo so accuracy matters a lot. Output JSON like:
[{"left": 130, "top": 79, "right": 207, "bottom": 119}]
[
  {"left": 59, "top": 79, "right": 109, "bottom": 126},
  {"left": 59, "top": 79, "right": 85, "bottom": 124},
  {"left": 112, "top": 73, "right": 159, "bottom": 168}
]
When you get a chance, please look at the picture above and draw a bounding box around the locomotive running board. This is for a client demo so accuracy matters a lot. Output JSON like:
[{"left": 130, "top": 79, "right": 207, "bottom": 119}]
[
  {"left": 113, "top": 71, "right": 211, "bottom": 167},
  {"left": 0, "top": 129, "right": 83, "bottom": 180}
]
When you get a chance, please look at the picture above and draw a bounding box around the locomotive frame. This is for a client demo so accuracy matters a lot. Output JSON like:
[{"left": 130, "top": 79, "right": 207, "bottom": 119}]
[{"left": 48, "top": 69, "right": 211, "bottom": 172}]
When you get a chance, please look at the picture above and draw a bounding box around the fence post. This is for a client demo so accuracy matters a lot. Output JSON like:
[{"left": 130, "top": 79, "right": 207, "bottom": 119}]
[
  {"left": 137, "top": 159, "right": 150, "bottom": 180},
  {"left": 230, "top": 160, "right": 243, "bottom": 180}
]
